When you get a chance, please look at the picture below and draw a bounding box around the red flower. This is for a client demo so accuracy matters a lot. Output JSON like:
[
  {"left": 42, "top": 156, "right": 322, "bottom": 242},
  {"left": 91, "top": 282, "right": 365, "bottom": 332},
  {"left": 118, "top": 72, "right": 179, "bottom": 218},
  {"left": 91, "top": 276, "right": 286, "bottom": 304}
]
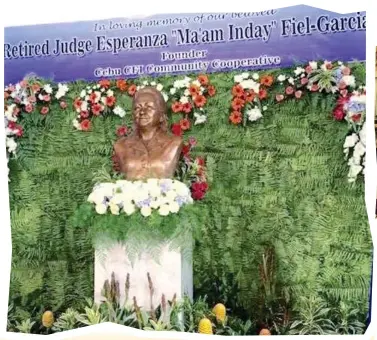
[
  {"left": 207, "top": 85, "right": 216, "bottom": 97},
  {"left": 300, "top": 77, "right": 309, "bottom": 85},
  {"left": 8, "top": 122, "right": 16, "bottom": 129},
  {"left": 81, "top": 119, "right": 91, "bottom": 131},
  {"left": 333, "top": 107, "right": 345, "bottom": 121},
  {"left": 182, "top": 102, "right": 193, "bottom": 114},
  {"left": 80, "top": 111, "right": 90, "bottom": 119},
  {"left": 337, "top": 96, "right": 350, "bottom": 106},
  {"left": 258, "top": 89, "right": 267, "bottom": 99},
  {"left": 342, "top": 67, "right": 351, "bottom": 75},
  {"left": 89, "top": 92, "right": 98, "bottom": 103},
  {"left": 230, "top": 111, "right": 242, "bottom": 125},
  {"left": 194, "top": 95, "right": 206, "bottom": 107},
  {"left": 285, "top": 86, "right": 294, "bottom": 95},
  {"left": 60, "top": 101, "right": 67, "bottom": 109},
  {"left": 191, "top": 181, "right": 209, "bottom": 200},
  {"left": 232, "top": 85, "right": 244, "bottom": 98},
  {"left": 198, "top": 74, "right": 209, "bottom": 85},
  {"left": 305, "top": 65, "right": 313, "bottom": 74},
  {"left": 25, "top": 104, "right": 33, "bottom": 113},
  {"left": 40, "top": 106, "right": 49, "bottom": 115},
  {"left": 295, "top": 90, "right": 302, "bottom": 99},
  {"left": 192, "top": 189, "right": 205, "bottom": 200},
  {"left": 276, "top": 94, "right": 284, "bottom": 102},
  {"left": 15, "top": 125, "right": 23, "bottom": 137},
  {"left": 92, "top": 103, "right": 103, "bottom": 116},
  {"left": 245, "top": 90, "right": 255, "bottom": 103},
  {"left": 260, "top": 75, "right": 273, "bottom": 87},
  {"left": 351, "top": 113, "right": 362, "bottom": 122},
  {"left": 232, "top": 97, "right": 245, "bottom": 111},
  {"left": 172, "top": 102, "right": 183, "bottom": 113},
  {"left": 116, "top": 79, "right": 127, "bottom": 91},
  {"left": 128, "top": 84, "right": 137, "bottom": 96},
  {"left": 171, "top": 123, "right": 183, "bottom": 136},
  {"left": 180, "top": 118, "right": 191, "bottom": 131},
  {"left": 99, "top": 79, "right": 111, "bottom": 89},
  {"left": 106, "top": 96, "right": 116, "bottom": 107},
  {"left": 116, "top": 125, "right": 128, "bottom": 137},
  {"left": 310, "top": 84, "right": 319, "bottom": 92},
  {"left": 74, "top": 98, "right": 82, "bottom": 110},
  {"left": 196, "top": 157, "right": 205, "bottom": 166},
  {"left": 182, "top": 143, "right": 191, "bottom": 156}
]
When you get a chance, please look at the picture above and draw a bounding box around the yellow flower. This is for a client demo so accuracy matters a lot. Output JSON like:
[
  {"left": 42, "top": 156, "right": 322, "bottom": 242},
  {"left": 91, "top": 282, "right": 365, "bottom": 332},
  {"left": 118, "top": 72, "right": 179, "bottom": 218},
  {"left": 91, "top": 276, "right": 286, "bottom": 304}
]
[
  {"left": 212, "top": 303, "right": 226, "bottom": 322},
  {"left": 198, "top": 317, "right": 213, "bottom": 334},
  {"left": 42, "top": 311, "right": 54, "bottom": 328},
  {"left": 259, "top": 328, "right": 271, "bottom": 335}
]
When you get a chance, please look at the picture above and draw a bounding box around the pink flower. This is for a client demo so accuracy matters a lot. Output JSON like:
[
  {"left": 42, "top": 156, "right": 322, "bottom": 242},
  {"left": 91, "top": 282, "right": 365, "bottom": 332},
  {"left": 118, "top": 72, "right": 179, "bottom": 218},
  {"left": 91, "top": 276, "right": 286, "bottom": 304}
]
[
  {"left": 305, "top": 66, "right": 313, "bottom": 74},
  {"left": 60, "top": 101, "right": 67, "bottom": 109},
  {"left": 285, "top": 86, "right": 294, "bottom": 95},
  {"left": 300, "top": 77, "right": 309, "bottom": 85},
  {"left": 342, "top": 67, "right": 351, "bottom": 75},
  {"left": 295, "top": 90, "right": 302, "bottom": 99},
  {"left": 40, "top": 106, "right": 49, "bottom": 115},
  {"left": 276, "top": 94, "right": 284, "bottom": 102},
  {"left": 44, "top": 95, "right": 51, "bottom": 102},
  {"left": 340, "top": 89, "right": 348, "bottom": 97},
  {"left": 333, "top": 107, "right": 345, "bottom": 121},
  {"left": 310, "top": 84, "right": 319, "bottom": 92},
  {"left": 28, "top": 96, "right": 36, "bottom": 103},
  {"left": 25, "top": 104, "right": 33, "bottom": 113},
  {"left": 338, "top": 81, "right": 347, "bottom": 90}
]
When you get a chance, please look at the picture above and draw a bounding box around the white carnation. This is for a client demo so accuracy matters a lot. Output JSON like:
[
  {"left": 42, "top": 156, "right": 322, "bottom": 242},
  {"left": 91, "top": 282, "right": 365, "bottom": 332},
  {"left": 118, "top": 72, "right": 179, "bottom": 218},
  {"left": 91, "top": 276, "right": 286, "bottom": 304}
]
[
  {"left": 169, "top": 201, "right": 180, "bottom": 213},
  {"left": 123, "top": 202, "right": 136, "bottom": 215},
  {"left": 246, "top": 107, "right": 263, "bottom": 122},
  {"left": 95, "top": 204, "right": 107, "bottom": 214},
  {"left": 343, "top": 133, "right": 359, "bottom": 149},
  {"left": 234, "top": 74, "right": 244, "bottom": 83},
  {"left": 140, "top": 206, "right": 152, "bottom": 217},
  {"left": 158, "top": 204, "right": 170, "bottom": 216}
]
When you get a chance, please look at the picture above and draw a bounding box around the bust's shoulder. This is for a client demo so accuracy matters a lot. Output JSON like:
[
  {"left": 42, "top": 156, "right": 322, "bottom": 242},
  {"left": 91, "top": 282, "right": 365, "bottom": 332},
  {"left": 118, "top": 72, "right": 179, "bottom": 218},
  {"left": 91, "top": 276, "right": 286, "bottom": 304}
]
[
  {"left": 166, "top": 134, "right": 183, "bottom": 149},
  {"left": 114, "top": 135, "right": 138, "bottom": 151}
]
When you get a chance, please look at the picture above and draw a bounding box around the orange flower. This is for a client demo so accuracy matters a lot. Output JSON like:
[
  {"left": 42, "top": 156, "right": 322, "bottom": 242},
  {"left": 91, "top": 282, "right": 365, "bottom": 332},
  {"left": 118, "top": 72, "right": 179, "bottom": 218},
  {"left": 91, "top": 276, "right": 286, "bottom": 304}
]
[
  {"left": 128, "top": 84, "right": 137, "bottom": 96},
  {"left": 207, "top": 85, "right": 216, "bottom": 97},
  {"left": 245, "top": 90, "right": 255, "bottom": 103},
  {"left": 182, "top": 102, "right": 193, "bottom": 114},
  {"left": 106, "top": 96, "right": 116, "bottom": 107},
  {"left": 172, "top": 101, "right": 183, "bottom": 113},
  {"left": 80, "top": 119, "right": 91, "bottom": 131},
  {"left": 116, "top": 79, "right": 127, "bottom": 91},
  {"left": 232, "top": 85, "right": 244, "bottom": 98},
  {"left": 260, "top": 75, "right": 273, "bottom": 87},
  {"left": 258, "top": 89, "right": 267, "bottom": 100},
  {"left": 194, "top": 95, "right": 206, "bottom": 107},
  {"left": 99, "top": 79, "right": 111, "bottom": 89},
  {"left": 198, "top": 74, "right": 209, "bottom": 85},
  {"left": 229, "top": 111, "right": 242, "bottom": 125},
  {"left": 231, "top": 97, "right": 245, "bottom": 111},
  {"left": 189, "top": 84, "right": 200, "bottom": 97},
  {"left": 180, "top": 118, "right": 191, "bottom": 131},
  {"left": 89, "top": 92, "right": 98, "bottom": 103}
]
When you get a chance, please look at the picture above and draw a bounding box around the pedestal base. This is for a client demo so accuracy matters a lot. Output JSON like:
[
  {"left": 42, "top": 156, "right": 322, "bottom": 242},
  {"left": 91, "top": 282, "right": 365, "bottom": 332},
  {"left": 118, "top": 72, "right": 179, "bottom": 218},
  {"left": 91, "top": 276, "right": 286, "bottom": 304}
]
[{"left": 94, "top": 242, "right": 193, "bottom": 310}]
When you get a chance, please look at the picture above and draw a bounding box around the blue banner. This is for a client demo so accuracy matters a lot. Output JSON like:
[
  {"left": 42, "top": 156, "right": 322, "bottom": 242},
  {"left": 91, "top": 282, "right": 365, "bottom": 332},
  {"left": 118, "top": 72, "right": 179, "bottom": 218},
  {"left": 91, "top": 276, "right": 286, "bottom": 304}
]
[{"left": 4, "top": 6, "right": 366, "bottom": 85}]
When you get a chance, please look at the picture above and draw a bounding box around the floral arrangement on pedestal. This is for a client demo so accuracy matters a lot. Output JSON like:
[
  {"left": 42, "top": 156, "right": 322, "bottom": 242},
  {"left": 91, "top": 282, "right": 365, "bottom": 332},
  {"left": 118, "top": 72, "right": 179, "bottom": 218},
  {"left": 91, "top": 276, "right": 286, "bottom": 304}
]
[{"left": 229, "top": 60, "right": 366, "bottom": 183}]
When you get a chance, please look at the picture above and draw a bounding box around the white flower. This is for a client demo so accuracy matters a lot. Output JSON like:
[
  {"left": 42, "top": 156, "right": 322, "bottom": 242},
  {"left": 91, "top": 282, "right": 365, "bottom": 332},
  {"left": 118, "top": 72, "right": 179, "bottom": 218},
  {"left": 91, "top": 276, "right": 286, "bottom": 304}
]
[
  {"left": 143, "top": 81, "right": 148, "bottom": 85},
  {"left": 173, "top": 80, "right": 185, "bottom": 89},
  {"left": 180, "top": 96, "right": 189, "bottom": 104},
  {"left": 156, "top": 84, "right": 163, "bottom": 91},
  {"left": 170, "top": 88, "right": 176, "bottom": 95},
  {"left": 246, "top": 107, "right": 263, "bottom": 122},
  {"left": 277, "top": 75, "right": 286, "bottom": 82},
  {"left": 150, "top": 198, "right": 162, "bottom": 209},
  {"left": 343, "top": 133, "right": 359, "bottom": 149},
  {"left": 151, "top": 81, "right": 157, "bottom": 86},
  {"left": 262, "top": 106, "right": 267, "bottom": 111},
  {"left": 95, "top": 204, "right": 107, "bottom": 214},
  {"left": 109, "top": 202, "right": 120, "bottom": 215},
  {"left": 169, "top": 201, "right": 180, "bottom": 213},
  {"left": 241, "top": 72, "right": 249, "bottom": 79},
  {"left": 184, "top": 89, "right": 190, "bottom": 96},
  {"left": 107, "top": 89, "right": 114, "bottom": 97},
  {"left": 101, "top": 96, "right": 107, "bottom": 104},
  {"left": 234, "top": 74, "right": 244, "bottom": 83},
  {"left": 252, "top": 73, "right": 259, "bottom": 80},
  {"left": 162, "top": 92, "right": 168, "bottom": 102},
  {"left": 347, "top": 164, "right": 363, "bottom": 182},
  {"left": 101, "top": 88, "right": 105, "bottom": 93},
  {"left": 192, "top": 80, "right": 201, "bottom": 87},
  {"left": 81, "top": 101, "right": 88, "bottom": 111},
  {"left": 72, "top": 119, "right": 82, "bottom": 130},
  {"left": 140, "top": 206, "right": 152, "bottom": 217},
  {"left": 194, "top": 112, "right": 207, "bottom": 125},
  {"left": 123, "top": 202, "right": 136, "bottom": 215},
  {"left": 288, "top": 77, "right": 295, "bottom": 85},
  {"left": 309, "top": 61, "right": 318, "bottom": 70},
  {"left": 43, "top": 84, "right": 53, "bottom": 94},
  {"left": 158, "top": 204, "right": 170, "bottom": 216},
  {"left": 166, "top": 190, "right": 177, "bottom": 201},
  {"left": 240, "top": 79, "right": 259, "bottom": 93},
  {"left": 38, "top": 94, "right": 44, "bottom": 101},
  {"left": 113, "top": 106, "right": 126, "bottom": 117},
  {"left": 341, "top": 75, "right": 356, "bottom": 87},
  {"left": 6, "top": 137, "right": 17, "bottom": 153},
  {"left": 294, "top": 67, "right": 305, "bottom": 76}
]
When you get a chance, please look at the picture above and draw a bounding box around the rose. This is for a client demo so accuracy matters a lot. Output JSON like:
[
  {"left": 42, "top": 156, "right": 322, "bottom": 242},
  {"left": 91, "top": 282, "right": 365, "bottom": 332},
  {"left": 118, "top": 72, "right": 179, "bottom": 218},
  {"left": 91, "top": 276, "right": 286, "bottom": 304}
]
[
  {"left": 285, "top": 86, "right": 294, "bottom": 95},
  {"left": 60, "top": 101, "right": 67, "bottom": 109},
  {"left": 294, "top": 91, "right": 302, "bottom": 99},
  {"left": 276, "top": 94, "right": 284, "bottom": 102}
]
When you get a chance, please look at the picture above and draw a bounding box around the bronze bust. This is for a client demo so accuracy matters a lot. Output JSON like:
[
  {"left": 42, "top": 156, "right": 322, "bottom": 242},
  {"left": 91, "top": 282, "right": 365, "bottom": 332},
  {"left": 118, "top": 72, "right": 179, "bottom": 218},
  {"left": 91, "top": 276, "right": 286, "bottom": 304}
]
[{"left": 113, "top": 87, "right": 183, "bottom": 180}]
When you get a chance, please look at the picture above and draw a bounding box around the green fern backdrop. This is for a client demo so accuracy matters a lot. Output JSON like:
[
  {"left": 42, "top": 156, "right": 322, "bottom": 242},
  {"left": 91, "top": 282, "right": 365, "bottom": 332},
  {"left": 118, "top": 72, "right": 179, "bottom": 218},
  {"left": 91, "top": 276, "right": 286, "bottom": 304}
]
[{"left": 7, "top": 63, "right": 372, "bottom": 324}]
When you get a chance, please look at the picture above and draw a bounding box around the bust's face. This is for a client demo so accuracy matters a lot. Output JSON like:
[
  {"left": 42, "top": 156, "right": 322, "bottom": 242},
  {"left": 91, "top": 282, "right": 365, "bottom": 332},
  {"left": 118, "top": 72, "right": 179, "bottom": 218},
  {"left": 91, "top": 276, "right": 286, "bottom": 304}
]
[{"left": 133, "top": 93, "right": 161, "bottom": 129}]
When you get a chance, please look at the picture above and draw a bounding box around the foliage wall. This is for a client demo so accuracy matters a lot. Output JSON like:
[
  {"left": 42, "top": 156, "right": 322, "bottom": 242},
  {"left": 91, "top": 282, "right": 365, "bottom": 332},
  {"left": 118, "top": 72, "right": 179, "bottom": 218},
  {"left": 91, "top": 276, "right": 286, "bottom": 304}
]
[{"left": 7, "top": 64, "right": 372, "bottom": 324}]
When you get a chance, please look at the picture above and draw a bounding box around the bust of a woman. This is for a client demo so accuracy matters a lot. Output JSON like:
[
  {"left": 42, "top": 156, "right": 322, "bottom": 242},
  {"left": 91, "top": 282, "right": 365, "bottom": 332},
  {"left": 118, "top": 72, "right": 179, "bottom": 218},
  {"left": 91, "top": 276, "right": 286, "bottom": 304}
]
[{"left": 113, "top": 87, "right": 183, "bottom": 180}]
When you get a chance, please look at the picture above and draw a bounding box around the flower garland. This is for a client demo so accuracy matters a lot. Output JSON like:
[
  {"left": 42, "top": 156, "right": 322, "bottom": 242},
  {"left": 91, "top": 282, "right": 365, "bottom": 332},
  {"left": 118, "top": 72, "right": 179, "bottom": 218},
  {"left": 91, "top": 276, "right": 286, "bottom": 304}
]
[
  {"left": 4, "top": 79, "right": 69, "bottom": 178},
  {"left": 230, "top": 60, "right": 366, "bottom": 182},
  {"left": 168, "top": 74, "right": 216, "bottom": 136},
  {"left": 87, "top": 178, "right": 193, "bottom": 217}
]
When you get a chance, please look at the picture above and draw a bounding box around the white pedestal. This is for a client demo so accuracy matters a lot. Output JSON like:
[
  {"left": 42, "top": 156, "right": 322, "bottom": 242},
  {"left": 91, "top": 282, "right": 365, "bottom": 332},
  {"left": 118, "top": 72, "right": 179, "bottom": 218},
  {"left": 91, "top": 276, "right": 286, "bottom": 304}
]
[{"left": 94, "top": 242, "right": 193, "bottom": 310}]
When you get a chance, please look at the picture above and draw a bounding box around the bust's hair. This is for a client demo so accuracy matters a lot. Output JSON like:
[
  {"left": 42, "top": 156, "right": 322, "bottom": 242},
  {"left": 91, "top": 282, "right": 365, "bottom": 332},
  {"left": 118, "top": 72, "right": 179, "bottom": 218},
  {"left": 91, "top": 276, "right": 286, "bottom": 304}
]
[{"left": 132, "top": 86, "right": 168, "bottom": 133}]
